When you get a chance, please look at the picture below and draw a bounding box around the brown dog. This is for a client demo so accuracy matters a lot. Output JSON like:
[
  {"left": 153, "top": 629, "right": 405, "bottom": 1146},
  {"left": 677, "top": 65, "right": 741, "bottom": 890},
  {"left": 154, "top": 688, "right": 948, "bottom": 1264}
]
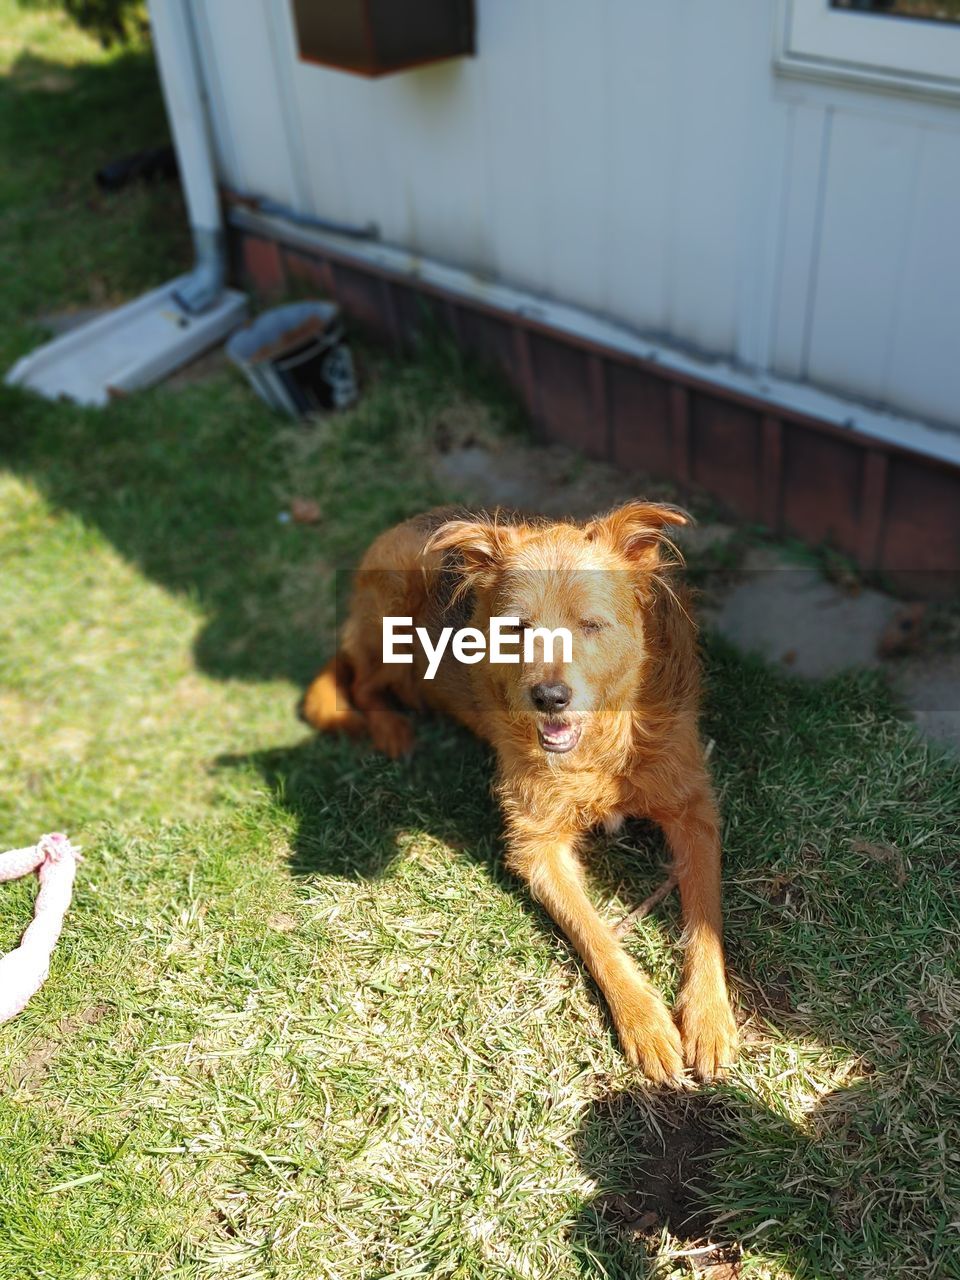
[{"left": 301, "top": 502, "right": 738, "bottom": 1082}]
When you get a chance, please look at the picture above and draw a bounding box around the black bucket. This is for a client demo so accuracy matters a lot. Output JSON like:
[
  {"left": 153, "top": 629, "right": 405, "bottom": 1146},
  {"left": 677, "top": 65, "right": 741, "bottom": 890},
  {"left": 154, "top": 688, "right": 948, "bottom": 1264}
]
[{"left": 226, "top": 301, "right": 357, "bottom": 417}]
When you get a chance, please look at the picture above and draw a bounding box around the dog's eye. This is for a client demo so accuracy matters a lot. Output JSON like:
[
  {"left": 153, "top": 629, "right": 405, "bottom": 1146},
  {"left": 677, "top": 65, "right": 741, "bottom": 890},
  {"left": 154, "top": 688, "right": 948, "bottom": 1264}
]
[{"left": 579, "top": 618, "right": 607, "bottom": 635}]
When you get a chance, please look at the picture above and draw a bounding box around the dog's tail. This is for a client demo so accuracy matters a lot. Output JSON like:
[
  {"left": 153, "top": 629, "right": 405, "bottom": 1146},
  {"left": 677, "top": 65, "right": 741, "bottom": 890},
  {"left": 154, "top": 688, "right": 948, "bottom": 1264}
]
[{"left": 300, "top": 652, "right": 365, "bottom": 737}]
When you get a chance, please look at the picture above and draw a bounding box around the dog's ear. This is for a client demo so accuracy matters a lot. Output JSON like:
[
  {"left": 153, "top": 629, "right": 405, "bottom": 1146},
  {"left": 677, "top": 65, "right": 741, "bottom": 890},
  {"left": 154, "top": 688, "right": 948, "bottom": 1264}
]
[
  {"left": 425, "top": 514, "right": 517, "bottom": 593},
  {"left": 585, "top": 501, "right": 688, "bottom": 569}
]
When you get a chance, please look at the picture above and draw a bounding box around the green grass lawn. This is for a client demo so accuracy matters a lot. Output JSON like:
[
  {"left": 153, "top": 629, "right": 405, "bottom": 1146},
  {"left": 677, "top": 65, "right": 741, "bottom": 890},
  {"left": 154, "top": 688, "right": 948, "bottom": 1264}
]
[{"left": 1, "top": 6, "right": 959, "bottom": 1278}]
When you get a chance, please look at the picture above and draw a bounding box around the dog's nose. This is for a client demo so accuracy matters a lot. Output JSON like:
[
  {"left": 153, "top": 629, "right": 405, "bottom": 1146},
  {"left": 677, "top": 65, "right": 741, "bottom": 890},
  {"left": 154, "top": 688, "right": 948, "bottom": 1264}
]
[{"left": 531, "top": 681, "right": 571, "bottom": 713}]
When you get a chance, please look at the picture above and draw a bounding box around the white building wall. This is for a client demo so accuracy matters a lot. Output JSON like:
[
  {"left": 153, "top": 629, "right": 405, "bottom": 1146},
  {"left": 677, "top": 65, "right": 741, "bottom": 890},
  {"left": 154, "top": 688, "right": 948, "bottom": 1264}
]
[{"left": 188, "top": 0, "right": 960, "bottom": 432}]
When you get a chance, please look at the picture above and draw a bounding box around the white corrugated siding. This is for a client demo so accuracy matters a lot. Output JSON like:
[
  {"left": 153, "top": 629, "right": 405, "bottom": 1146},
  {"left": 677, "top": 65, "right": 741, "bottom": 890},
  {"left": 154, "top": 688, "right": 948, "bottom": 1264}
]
[{"left": 188, "top": 0, "right": 960, "bottom": 431}]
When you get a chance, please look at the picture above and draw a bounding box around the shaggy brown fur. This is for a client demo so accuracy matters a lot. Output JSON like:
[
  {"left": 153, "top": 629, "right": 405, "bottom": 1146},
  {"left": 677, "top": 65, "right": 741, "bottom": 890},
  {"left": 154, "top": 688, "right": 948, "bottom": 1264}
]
[{"left": 301, "top": 502, "right": 738, "bottom": 1082}]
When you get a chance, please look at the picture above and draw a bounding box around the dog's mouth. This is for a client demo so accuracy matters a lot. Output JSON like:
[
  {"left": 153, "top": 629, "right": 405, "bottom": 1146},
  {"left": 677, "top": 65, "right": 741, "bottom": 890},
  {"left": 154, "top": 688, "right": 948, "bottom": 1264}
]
[{"left": 537, "top": 719, "right": 582, "bottom": 754}]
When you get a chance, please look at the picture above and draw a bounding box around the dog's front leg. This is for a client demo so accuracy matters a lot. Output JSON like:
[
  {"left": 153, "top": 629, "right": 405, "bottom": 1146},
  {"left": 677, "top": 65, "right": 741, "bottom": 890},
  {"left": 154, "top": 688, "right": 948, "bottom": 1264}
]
[
  {"left": 655, "top": 786, "right": 738, "bottom": 1080},
  {"left": 507, "top": 822, "right": 684, "bottom": 1082}
]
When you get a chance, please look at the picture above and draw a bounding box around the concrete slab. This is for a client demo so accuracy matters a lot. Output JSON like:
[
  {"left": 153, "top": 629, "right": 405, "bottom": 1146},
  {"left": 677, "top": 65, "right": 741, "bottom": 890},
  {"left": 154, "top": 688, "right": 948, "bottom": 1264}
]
[
  {"left": 894, "top": 653, "right": 960, "bottom": 753},
  {"left": 703, "top": 548, "right": 899, "bottom": 679}
]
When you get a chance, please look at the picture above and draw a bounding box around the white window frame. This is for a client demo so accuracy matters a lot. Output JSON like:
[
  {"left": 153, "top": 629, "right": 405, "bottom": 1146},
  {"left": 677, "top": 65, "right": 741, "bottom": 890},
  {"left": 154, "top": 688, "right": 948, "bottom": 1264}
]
[{"left": 776, "top": 0, "right": 960, "bottom": 101}]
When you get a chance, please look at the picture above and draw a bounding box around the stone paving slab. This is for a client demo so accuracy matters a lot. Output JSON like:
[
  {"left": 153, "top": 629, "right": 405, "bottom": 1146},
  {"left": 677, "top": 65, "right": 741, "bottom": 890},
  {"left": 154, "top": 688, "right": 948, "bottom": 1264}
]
[
  {"left": 703, "top": 547, "right": 899, "bottom": 680},
  {"left": 892, "top": 653, "right": 960, "bottom": 753}
]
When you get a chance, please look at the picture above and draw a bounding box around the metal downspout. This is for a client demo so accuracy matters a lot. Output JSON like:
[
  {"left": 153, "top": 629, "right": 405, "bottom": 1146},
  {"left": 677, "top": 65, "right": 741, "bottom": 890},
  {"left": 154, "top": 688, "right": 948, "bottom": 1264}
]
[{"left": 147, "top": 0, "right": 224, "bottom": 314}]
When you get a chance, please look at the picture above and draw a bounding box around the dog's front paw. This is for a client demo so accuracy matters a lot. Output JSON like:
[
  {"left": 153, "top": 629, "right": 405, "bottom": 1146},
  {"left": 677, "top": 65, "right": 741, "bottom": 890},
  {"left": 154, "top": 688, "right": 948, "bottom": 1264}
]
[
  {"left": 369, "top": 714, "right": 414, "bottom": 759},
  {"left": 677, "top": 986, "right": 738, "bottom": 1082},
  {"left": 612, "top": 978, "right": 685, "bottom": 1084}
]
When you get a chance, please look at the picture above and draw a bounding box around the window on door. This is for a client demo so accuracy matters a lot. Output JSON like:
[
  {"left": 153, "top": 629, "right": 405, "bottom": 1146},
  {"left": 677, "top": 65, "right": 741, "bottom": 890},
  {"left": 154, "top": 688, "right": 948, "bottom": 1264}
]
[
  {"left": 778, "top": 0, "right": 960, "bottom": 95},
  {"left": 830, "top": 0, "right": 960, "bottom": 22}
]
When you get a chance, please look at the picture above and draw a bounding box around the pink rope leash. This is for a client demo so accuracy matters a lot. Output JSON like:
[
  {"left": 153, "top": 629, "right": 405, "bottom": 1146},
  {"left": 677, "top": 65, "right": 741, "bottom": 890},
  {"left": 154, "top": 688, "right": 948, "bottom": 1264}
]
[{"left": 0, "top": 832, "right": 79, "bottom": 1024}]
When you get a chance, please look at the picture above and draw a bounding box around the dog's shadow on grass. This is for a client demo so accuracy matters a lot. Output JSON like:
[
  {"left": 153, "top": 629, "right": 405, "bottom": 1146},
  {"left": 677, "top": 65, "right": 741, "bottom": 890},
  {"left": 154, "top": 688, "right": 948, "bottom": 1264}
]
[
  {"left": 217, "top": 712, "right": 690, "bottom": 951},
  {"left": 217, "top": 716, "right": 506, "bottom": 883}
]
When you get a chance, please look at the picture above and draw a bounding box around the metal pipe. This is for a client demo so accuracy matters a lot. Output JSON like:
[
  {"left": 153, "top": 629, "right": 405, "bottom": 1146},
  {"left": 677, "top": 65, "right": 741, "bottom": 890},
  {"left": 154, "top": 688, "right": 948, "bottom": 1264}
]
[
  {"left": 148, "top": 0, "right": 224, "bottom": 313},
  {"left": 246, "top": 196, "right": 378, "bottom": 242}
]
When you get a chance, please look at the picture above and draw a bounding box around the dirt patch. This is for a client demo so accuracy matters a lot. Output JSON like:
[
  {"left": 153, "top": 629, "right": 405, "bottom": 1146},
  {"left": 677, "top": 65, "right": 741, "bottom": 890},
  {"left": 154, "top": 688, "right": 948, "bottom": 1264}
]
[
  {"left": 851, "top": 838, "right": 908, "bottom": 887},
  {"left": 165, "top": 345, "right": 230, "bottom": 390},
  {"left": 11, "top": 59, "right": 77, "bottom": 94},
  {"left": 432, "top": 436, "right": 679, "bottom": 522},
  {"left": 759, "top": 970, "right": 796, "bottom": 1014},
  {"left": 268, "top": 912, "right": 297, "bottom": 933},
  {"left": 4, "top": 1003, "right": 109, "bottom": 1091},
  {"left": 0, "top": 689, "right": 42, "bottom": 732},
  {"left": 580, "top": 1089, "right": 739, "bottom": 1267},
  {"left": 619, "top": 1095, "right": 721, "bottom": 1239},
  {"left": 878, "top": 603, "right": 927, "bottom": 658}
]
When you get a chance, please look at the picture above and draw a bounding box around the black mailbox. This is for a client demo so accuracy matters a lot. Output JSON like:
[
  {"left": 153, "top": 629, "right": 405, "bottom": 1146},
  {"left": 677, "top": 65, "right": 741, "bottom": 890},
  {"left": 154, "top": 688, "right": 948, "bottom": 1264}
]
[{"left": 292, "top": 0, "right": 475, "bottom": 77}]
